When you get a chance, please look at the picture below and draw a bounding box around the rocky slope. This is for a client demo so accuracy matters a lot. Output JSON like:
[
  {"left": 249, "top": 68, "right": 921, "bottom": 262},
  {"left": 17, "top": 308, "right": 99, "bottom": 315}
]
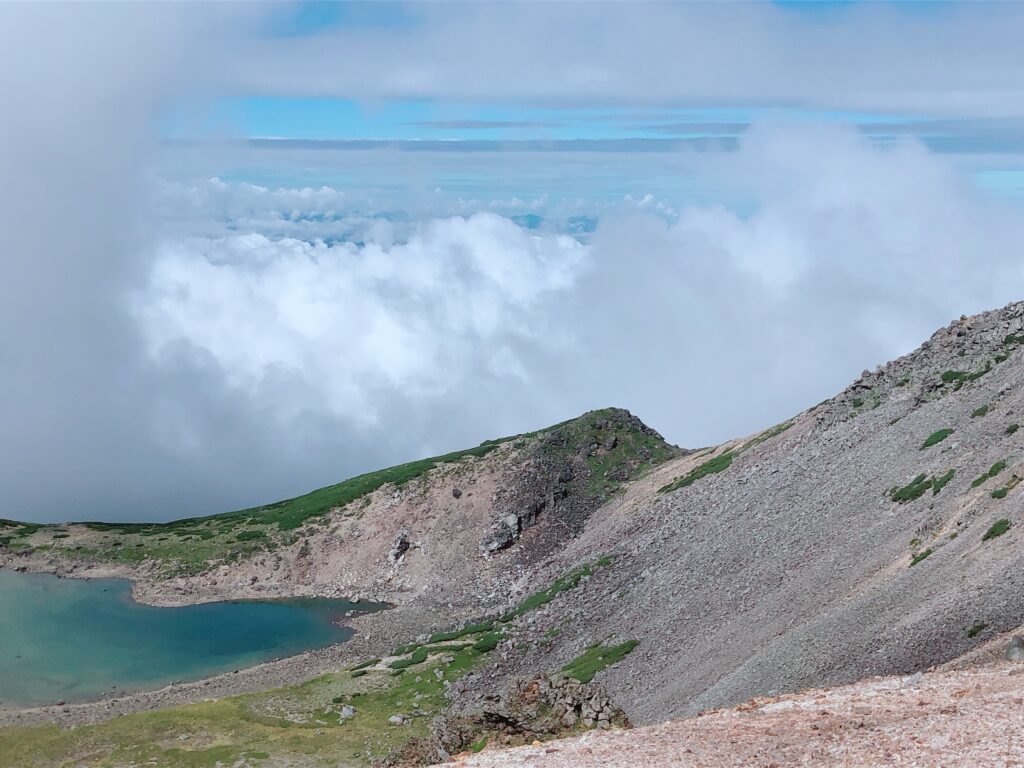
[
  {"left": 454, "top": 299, "right": 1024, "bottom": 728},
  {"left": 435, "top": 662, "right": 1024, "bottom": 767}
]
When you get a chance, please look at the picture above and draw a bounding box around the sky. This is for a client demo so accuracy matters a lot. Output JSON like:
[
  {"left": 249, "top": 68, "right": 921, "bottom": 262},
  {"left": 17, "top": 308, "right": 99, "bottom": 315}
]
[{"left": 5, "top": 1, "right": 1024, "bottom": 522}]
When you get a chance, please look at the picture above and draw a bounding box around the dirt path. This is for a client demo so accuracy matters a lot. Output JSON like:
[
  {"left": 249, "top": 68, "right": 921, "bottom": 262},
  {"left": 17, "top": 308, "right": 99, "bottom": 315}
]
[{"left": 438, "top": 663, "right": 1024, "bottom": 767}]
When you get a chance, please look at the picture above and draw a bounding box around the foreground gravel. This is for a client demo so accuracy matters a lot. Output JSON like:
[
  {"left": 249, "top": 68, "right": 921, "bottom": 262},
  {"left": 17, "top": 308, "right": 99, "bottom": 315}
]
[{"left": 437, "top": 663, "right": 1024, "bottom": 767}]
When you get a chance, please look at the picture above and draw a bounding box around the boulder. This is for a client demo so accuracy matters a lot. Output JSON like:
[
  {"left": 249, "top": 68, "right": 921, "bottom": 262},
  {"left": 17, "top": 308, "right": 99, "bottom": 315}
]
[
  {"left": 1005, "top": 636, "right": 1024, "bottom": 661},
  {"left": 389, "top": 531, "right": 411, "bottom": 564}
]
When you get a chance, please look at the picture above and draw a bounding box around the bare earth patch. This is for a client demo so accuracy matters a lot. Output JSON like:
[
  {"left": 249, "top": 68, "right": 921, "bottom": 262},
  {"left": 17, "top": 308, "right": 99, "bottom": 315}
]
[{"left": 437, "top": 663, "right": 1024, "bottom": 767}]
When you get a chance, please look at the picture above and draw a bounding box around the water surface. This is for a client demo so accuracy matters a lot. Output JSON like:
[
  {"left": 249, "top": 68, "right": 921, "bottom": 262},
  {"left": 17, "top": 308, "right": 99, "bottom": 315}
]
[{"left": 0, "top": 569, "right": 379, "bottom": 707}]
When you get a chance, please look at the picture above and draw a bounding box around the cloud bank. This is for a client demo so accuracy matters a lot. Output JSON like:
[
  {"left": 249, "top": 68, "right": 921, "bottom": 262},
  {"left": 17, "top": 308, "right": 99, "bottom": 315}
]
[
  {"left": 226, "top": 2, "right": 1024, "bottom": 117},
  {"left": 135, "top": 125, "right": 1024, "bottom": 497}
]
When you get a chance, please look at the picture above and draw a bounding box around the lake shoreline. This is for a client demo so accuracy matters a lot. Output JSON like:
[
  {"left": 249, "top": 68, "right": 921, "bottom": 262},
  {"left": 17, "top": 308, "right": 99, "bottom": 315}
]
[{"left": 0, "top": 601, "right": 450, "bottom": 728}]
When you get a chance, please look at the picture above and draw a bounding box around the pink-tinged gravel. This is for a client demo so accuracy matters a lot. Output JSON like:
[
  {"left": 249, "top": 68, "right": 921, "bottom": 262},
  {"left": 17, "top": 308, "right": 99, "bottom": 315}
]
[{"left": 436, "top": 663, "right": 1024, "bottom": 767}]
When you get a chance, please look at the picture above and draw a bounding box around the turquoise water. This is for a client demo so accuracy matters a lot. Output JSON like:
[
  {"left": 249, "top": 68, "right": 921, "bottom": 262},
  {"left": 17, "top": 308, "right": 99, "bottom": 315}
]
[{"left": 0, "top": 570, "right": 380, "bottom": 707}]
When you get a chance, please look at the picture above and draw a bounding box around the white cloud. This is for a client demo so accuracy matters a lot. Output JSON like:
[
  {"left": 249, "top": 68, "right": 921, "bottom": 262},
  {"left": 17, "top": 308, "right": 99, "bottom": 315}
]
[
  {"left": 136, "top": 214, "right": 586, "bottom": 427},
  {"left": 222, "top": 2, "right": 1024, "bottom": 117},
  {"left": 139, "top": 124, "right": 1024, "bottom": 457}
]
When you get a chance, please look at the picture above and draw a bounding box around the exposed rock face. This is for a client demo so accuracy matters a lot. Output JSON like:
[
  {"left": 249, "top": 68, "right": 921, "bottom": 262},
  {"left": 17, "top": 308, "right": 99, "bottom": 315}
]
[
  {"left": 386, "top": 674, "right": 628, "bottom": 766},
  {"left": 389, "top": 530, "right": 411, "bottom": 564}
]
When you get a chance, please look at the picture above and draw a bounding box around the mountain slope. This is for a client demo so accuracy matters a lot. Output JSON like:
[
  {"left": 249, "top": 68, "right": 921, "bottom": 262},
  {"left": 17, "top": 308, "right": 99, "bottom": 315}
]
[
  {"left": 0, "top": 408, "right": 677, "bottom": 609},
  {"left": 455, "top": 300, "right": 1024, "bottom": 726}
]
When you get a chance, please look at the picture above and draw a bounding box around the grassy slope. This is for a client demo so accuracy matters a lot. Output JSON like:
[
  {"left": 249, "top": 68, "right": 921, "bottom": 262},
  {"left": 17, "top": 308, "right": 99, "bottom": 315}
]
[
  {"left": 0, "top": 647, "right": 484, "bottom": 768},
  {"left": 0, "top": 409, "right": 676, "bottom": 578}
]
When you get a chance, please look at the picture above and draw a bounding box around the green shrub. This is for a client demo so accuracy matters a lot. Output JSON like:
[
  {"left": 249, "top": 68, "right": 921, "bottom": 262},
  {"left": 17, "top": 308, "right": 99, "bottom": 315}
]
[
  {"left": 983, "top": 519, "right": 1011, "bottom": 540},
  {"left": 972, "top": 405, "right": 989, "bottom": 418},
  {"left": 392, "top": 643, "right": 421, "bottom": 656},
  {"left": 350, "top": 669, "right": 368, "bottom": 678},
  {"left": 659, "top": 451, "right": 735, "bottom": 493},
  {"left": 235, "top": 530, "right": 267, "bottom": 542},
  {"left": 967, "top": 622, "right": 987, "bottom": 638},
  {"left": 470, "top": 737, "right": 488, "bottom": 753},
  {"left": 503, "top": 557, "right": 615, "bottom": 620},
  {"left": 389, "top": 647, "right": 429, "bottom": 669},
  {"left": 350, "top": 658, "right": 380, "bottom": 671},
  {"left": 428, "top": 622, "right": 494, "bottom": 644},
  {"left": 472, "top": 633, "right": 502, "bottom": 652},
  {"left": 332, "top": 695, "right": 345, "bottom": 703},
  {"left": 941, "top": 363, "right": 993, "bottom": 388},
  {"left": 1005, "top": 334, "right": 1024, "bottom": 345},
  {"left": 562, "top": 640, "right": 639, "bottom": 683},
  {"left": 852, "top": 397, "right": 864, "bottom": 408},
  {"left": 992, "top": 487, "right": 1009, "bottom": 499},
  {"left": 921, "top": 429, "right": 954, "bottom": 449},
  {"left": 1008, "top": 424, "right": 1020, "bottom": 435},
  {"left": 891, "top": 474, "right": 931, "bottom": 503},
  {"left": 972, "top": 460, "right": 1007, "bottom": 488},
  {"left": 910, "top": 549, "right": 933, "bottom": 566},
  {"left": 932, "top": 469, "right": 955, "bottom": 495}
]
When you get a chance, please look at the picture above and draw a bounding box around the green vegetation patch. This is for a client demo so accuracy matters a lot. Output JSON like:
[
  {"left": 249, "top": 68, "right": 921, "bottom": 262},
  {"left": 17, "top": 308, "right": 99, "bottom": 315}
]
[
  {"left": 941, "top": 362, "right": 993, "bottom": 390},
  {"left": 891, "top": 474, "right": 932, "bottom": 503},
  {"left": 389, "top": 647, "right": 429, "bottom": 670},
  {"left": 972, "top": 460, "right": 1007, "bottom": 488},
  {"left": 968, "top": 622, "right": 987, "bottom": 638},
  {"left": 991, "top": 487, "right": 1009, "bottom": 499},
  {"left": 1007, "top": 423, "right": 1020, "bottom": 436},
  {"left": 561, "top": 640, "right": 639, "bottom": 684},
  {"left": 972, "top": 405, "right": 990, "bottom": 418},
  {"left": 427, "top": 622, "right": 494, "bottom": 644},
  {"left": 471, "top": 633, "right": 502, "bottom": 653},
  {"left": 920, "top": 428, "right": 954, "bottom": 450},
  {"left": 0, "top": 646, "right": 486, "bottom": 767},
  {"left": 658, "top": 422, "right": 793, "bottom": 495},
  {"left": 891, "top": 469, "right": 955, "bottom": 502},
  {"left": 659, "top": 451, "right": 736, "bottom": 493},
  {"left": 534, "top": 408, "right": 678, "bottom": 498},
  {"left": 983, "top": 518, "right": 1011, "bottom": 540},
  {"left": 931, "top": 469, "right": 955, "bottom": 495},
  {"left": 910, "top": 548, "right": 933, "bottom": 566},
  {"left": 502, "top": 556, "right": 615, "bottom": 621}
]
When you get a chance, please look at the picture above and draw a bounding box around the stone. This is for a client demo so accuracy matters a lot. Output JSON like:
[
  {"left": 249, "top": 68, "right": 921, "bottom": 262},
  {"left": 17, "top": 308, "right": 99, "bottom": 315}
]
[
  {"left": 339, "top": 705, "right": 356, "bottom": 720},
  {"left": 452, "top": 487, "right": 462, "bottom": 499},
  {"left": 389, "top": 530, "right": 411, "bottom": 564},
  {"left": 389, "top": 714, "right": 409, "bottom": 726},
  {"left": 1005, "top": 636, "right": 1024, "bottom": 661}
]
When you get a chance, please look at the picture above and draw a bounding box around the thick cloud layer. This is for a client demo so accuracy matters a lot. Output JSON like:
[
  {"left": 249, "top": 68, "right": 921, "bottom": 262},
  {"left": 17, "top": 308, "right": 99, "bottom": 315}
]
[
  {"left": 229, "top": 2, "right": 1024, "bottom": 116},
  {"left": 137, "top": 125, "right": 1024, "bottom": 495}
]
